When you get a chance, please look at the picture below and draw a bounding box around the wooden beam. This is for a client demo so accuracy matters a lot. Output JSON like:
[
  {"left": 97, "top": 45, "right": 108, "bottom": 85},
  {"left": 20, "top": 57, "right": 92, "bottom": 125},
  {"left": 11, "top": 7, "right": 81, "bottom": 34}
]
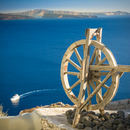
[
  {"left": 72, "top": 108, "right": 81, "bottom": 128},
  {"left": 83, "top": 44, "right": 85, "bottom": 57},
  {"left": 89, "top": 65, "right": 130, "bottom": 72},
  {"left": 91, "top": 71, "right": 108, "bottom": 77},
  {"left": 78, "top": 53, "right": 89, "bottom": 103},
  {"left": 78, "top": 29, "right": 91, "bottom": 103},
  {"left": 94, "top": 79, "right": 109, "bottom": 89},
  {"left": 89, "top": 81, "right": 103, "bottom": 101},
  {"left": 89, "top": 48, "right": 97, "bottom": 65},
  {"left": 73, "top": 28, "right": 104, "bottom": 128},
  {"left": 87, "top": 83, "right": 92, "bottom": 105},
  {"left": 94, "top": 28, "right": 103, "bottom": 113},
  {"left": 95, "top": 28, "right": 103, "bottom": 110},
  {"left": 73, "top": 29, "right": 92, "bottom": 128}
]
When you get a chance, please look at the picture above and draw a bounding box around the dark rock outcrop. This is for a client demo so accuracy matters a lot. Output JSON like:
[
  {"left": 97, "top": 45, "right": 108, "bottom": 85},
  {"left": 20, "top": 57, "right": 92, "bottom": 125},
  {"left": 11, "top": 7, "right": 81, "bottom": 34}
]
[{"left": 66, "top": 109, "right": 130, "bottom": 130}]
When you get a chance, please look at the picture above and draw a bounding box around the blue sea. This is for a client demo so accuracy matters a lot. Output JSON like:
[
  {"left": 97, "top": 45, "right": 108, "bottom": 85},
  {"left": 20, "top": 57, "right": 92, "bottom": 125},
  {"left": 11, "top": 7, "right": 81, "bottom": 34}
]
[{"left": 0, "top": 17, "right": 130, "bottom": 115}]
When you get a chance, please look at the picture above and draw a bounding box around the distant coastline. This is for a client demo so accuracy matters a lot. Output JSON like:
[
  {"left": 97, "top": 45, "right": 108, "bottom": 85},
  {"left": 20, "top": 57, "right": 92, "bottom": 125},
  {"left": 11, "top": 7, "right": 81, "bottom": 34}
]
[
  {"left": 0, "top": 9, "right": 130, "bottom": 20},
  {"left": 0, "top": 13, "right": 34, "bottom": 20}
]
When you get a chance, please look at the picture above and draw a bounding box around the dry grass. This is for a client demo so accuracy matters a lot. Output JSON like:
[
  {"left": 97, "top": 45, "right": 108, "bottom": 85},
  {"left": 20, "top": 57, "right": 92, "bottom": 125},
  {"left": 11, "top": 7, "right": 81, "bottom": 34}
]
[{"left": 0, "top": 105, "right": 7, "bottom": 117}]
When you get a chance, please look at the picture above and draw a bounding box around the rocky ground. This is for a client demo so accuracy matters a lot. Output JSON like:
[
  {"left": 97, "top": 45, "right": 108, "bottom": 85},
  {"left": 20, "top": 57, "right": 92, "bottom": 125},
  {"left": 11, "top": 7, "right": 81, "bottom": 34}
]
[
  {"left": 20, "top": 102, "right": 72, "bottom": 115},
  {"left": 66, "top": 109, "right": 130, "bottom": 130},
  {"left": 1, "top": 99, "right": 130, "bottom": 130},
  {"left": 20, "top": 99, "right": 130, "bottom": 115},
  {"left": 105, "top": 99, "right": 130, "bottom": 111},
  {"left": 19, "top": 99, "right": 130, "bottom": 130},
  {"left": 40, "top": 118, "right": 66, "bottom": 130}
]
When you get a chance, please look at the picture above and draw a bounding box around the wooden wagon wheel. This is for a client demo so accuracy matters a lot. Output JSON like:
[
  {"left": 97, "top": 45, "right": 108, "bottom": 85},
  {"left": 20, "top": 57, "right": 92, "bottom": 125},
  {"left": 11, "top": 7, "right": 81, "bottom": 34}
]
[
  {"left": 61, "top": 28, "right": 130, "bottom": 127},
  {"left": 61, "top": 39, "right": 119, "bottom": 110}
]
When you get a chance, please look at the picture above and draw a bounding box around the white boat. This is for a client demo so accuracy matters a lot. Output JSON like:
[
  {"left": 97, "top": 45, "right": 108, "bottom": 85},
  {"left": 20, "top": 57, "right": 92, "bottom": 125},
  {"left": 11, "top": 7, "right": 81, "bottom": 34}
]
[{"left": 10, "top": 94, "right": 20, "bottom": 103}]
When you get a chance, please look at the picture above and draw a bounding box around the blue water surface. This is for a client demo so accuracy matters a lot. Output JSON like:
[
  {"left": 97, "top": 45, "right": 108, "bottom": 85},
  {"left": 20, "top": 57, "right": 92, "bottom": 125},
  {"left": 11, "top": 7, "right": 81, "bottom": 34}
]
[{"left": 0, "top": 17, "right": 130, "bottom": 115}]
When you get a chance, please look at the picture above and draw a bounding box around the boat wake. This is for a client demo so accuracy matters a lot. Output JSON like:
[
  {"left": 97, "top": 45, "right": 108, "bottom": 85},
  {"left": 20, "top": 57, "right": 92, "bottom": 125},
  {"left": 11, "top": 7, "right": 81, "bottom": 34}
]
[
  {"left": 20, "top": 89, "right": 57, "bottom": 98},
  {"left": 10, "top": 89, "right": 58, "bottom": 104}
]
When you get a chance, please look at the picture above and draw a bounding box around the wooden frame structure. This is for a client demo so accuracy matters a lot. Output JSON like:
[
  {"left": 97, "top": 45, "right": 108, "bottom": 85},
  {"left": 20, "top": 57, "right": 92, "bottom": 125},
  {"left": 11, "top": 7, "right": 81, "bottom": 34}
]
[{"left": 60, "top": 28, "right": 130, "bottom": 127}]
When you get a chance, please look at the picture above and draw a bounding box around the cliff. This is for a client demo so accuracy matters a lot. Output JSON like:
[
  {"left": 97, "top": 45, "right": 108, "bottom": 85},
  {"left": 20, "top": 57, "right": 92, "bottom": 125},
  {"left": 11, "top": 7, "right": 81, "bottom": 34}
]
[
  {"left": 1, "top": 9, "right": 130, "bottom": 20},
  {"left": 0, "top": 13, "right": 34, "bottom": 20}
]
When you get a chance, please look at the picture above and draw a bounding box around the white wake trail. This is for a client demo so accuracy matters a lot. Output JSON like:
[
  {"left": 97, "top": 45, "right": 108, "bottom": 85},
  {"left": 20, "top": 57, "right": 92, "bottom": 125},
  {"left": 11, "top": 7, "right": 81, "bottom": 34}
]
[
  {"left": 10, "top": 89, "right": 58, "bottom": 104},
  {"left": 20, "top": 89, "right": 57, "bottom": 98}
]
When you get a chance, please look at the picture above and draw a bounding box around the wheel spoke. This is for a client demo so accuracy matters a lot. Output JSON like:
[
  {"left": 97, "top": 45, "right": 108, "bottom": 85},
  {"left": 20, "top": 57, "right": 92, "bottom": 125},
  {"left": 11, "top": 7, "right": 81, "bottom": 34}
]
[
  {"left": 89, "top": 81, "right": 103, "bottom": 101},
  {"left": 74, "top": 48, "right": 82, "bottom": 66},
  {"left": 68, "top": 79, "right": 81, "bottom": 92},
  {"left": 64, "top": 71, "right": 80, "bottom": 77},
  {"left": 67, "top": 59, "right": 81, "bottom": 71},
  {"left": 97, "top": 57, "right": 107, "bottom": 65},
  {"left": 90, "top": 48, "right": 97, "bottom": 65}
]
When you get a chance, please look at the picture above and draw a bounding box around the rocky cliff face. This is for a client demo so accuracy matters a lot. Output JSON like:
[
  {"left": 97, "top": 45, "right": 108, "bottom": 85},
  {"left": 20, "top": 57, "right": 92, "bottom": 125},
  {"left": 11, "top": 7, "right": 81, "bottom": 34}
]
[
  {"left": 10, "top": 9, "right": 97, "bottom": 19},
  {"left": 0, "top": 9, "right": 130, "bottom": 20},
  {"left": 13, "top": 9, "right": 130, "bottom": 18},
  {"left": 0, "top": 13, "right": 34, "bottom": 20}
]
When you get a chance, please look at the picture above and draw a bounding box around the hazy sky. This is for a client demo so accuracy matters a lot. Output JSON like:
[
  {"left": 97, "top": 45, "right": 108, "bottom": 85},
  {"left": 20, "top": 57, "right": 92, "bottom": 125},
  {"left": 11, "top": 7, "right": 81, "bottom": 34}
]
[{"left": 0, "top": 0, "right": 130, "bottom": 13}]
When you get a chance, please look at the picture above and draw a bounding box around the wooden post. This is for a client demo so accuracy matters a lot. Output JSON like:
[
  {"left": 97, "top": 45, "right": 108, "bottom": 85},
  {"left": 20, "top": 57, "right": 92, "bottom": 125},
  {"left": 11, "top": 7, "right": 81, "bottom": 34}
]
[
  {"left": 72, "top": 29, "right": 91, "bottom": 128},
  {"left": 95, "top": 28, "right": 105, "bottom": 115},
  {"left": 72, "top": 28, "right": 103, "bottom": 127}
]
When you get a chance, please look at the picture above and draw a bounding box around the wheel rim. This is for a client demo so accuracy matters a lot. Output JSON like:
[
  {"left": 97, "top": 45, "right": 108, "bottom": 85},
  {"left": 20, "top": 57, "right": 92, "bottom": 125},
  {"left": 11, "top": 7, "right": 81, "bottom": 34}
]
[{"left": 61, "top": 39, "right": 119, "bottom": 110}]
